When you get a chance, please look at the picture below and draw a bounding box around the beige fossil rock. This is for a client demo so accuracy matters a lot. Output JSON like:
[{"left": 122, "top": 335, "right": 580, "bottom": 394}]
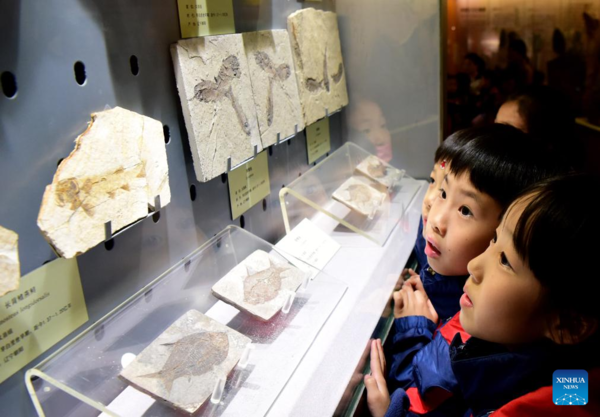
[
  {"left": 288, "top": 8, "right": 349, "bottom": 126},
  {"left": 212, "top": 250, "right": 306, "bottom": 321},
  {"left": 37, "top": 107, "right": 171, "bottom": 258},
  {"left": 121, "top": 310, "right": 251, "bottom": 414},
  {"left": 0, "top": 225, "right": 20, "bottom": 297},
  {"left": 243, "top": 30, "right": 305, "bottom": 147},
  {"left": 356, "top": 155, "right": 405, "bottom": 189},
  {"left": 332, "top": 176, "right": 387, "bottom": 217},
  {"left": 171, "top": 35, "right": 262, "bottom": 182}
]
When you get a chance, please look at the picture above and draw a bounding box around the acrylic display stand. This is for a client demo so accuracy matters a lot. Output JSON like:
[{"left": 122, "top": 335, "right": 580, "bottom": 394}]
[
  {"left": 279, "top": 142, "right": 421, "bottom": 246},
  {"left": 25, "top": 226, "right": 347, "bottom": 417}
]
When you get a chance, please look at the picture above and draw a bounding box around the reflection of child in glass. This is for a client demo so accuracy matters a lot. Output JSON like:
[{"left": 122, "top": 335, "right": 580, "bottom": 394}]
[
  {"left": 348, "top": 99, "right": 393, "bottom": 163},
  {"left": 406, "top": 125, "right": 558, "bottom": 322},
  {"left": 366, "top": 174, "right": 600, "bottom": 416}
]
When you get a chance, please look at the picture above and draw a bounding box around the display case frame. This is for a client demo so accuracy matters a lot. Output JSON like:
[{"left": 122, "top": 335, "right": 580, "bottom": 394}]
[
  {"left": 279, "top": 142, "right": 421, "bottom": 246},
  {"left": 25, "top": 226, "right": 347, "bottom": 417}
]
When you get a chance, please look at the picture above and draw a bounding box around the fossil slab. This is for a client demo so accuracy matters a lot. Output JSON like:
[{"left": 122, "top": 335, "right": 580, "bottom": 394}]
[
  {"left": 0, "top": 225, "right": 20, "bottom": 297},
  {"left": 121, "top": 310, "right": 250, "bottom": 414},
  {"left": 288, "top": 8, "right": 349, "bottom": 126},
  {"left": 243, "top": 30, "right": 305, "bottom": 147},
  {"left": 37, "top": 107, "right": 171, "bottom": 258},
  {"left": 212, "top": 250, "right": 306, "bottom": 321},
  {"left": 332, "top": 176, "right": 387, "bottom": 217},
  {"left": 356, "top": 155, "right": 404, "bottom": 189},
  {"left": 172, "top": 35, "right": 262, "bottom": 182}
]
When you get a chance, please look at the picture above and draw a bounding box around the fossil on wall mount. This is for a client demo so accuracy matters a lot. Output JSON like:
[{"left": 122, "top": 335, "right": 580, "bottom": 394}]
[
  {"left": 243, "top": 30, "right": 305, "bottom": 148},
  {"left": 172, "top": 35, "right": 262, "bottom": 182}
]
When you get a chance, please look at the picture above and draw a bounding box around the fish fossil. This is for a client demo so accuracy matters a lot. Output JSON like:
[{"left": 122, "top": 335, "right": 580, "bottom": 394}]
[
  {"left": 139, "top": 331, "right": 229, "bottom": 394},
  {"left": 254, "top": 51, "right": 292, "bottom": 126},
  {"left": 367, "top": 160, "right": 387, "bottom": 178},
  {"left": 243, "top": 263, "right": 288, "bottom": 305},
  {"left": 346, "top": 184, "right": 373, "bottom": 205},
  {"left": 192, "top": 55, "right": 251, "bottom": 136}
]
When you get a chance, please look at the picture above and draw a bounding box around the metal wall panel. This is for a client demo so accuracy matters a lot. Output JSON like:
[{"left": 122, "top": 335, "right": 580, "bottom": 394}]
[{"left": 0, "top": 0, "right": 438, "bottom": 414}]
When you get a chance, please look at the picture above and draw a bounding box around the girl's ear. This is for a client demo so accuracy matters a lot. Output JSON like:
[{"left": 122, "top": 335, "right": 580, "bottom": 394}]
[{"left": 545, "top": 311, "right": 598, "bottom": 345}]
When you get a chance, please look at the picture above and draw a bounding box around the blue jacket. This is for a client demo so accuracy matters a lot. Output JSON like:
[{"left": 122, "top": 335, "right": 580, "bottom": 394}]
[
  {"left": 414, "top": 220, "right": 468, "bottom": 321},
  {"left": 385, "top": 314, "right": 572, "bottom": 417}
]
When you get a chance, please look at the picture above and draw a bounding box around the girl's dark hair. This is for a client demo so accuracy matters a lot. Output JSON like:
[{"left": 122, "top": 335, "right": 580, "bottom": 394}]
[
  {"left": 512, "top": 174, "right": 600, "bottom": 345},
  {"left": 448, "top": 124, "right": 566, "bottom": 213}
]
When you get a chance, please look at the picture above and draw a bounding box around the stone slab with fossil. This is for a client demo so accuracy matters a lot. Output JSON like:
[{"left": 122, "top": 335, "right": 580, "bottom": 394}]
[{"left": 332, "top": 176, "right": 387, "bottom": 217}]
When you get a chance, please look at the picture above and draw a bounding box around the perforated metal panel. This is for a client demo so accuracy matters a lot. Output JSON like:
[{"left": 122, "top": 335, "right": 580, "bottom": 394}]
[{"left": 0, "top": 1, "right": 439, "bottom": 415}]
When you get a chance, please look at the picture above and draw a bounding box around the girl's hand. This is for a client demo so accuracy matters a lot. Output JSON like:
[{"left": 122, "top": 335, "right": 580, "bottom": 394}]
[
  {"left": 393, "top": 277, "right": 438, "bottom": 323},
  {"left": 364, "top": 339, "right": 390, "bottom": 417}
]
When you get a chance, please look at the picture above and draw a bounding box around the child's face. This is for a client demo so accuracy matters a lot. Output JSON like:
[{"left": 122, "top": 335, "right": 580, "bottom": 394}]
[
  {"left": 421, "top": 161, "right": 447, "bottom": 231},
  {"left": 460, "top": 198, "right": 550, "bottom": 345},
  {"left": 425, "top": 172, "right": 502, "bottom": 276}
]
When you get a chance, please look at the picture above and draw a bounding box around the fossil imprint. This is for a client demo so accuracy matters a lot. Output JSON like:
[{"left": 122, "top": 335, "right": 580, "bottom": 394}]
[{"left": 192, "top": 55, "right": 251, "bottom": 136}]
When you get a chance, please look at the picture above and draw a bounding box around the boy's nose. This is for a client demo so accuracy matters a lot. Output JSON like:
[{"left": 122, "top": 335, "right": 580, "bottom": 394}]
[{"left": 428, "top": 208, "right": 446, "bottom": 237}]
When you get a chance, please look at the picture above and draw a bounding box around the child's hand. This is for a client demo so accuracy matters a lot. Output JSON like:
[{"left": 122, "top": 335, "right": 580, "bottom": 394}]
[
  {"left": 396, "top": 268, "right": 418, "bottom": 290},
  {"left": 364, "top": 339, "right": 390, "bottom": 417},
  {"left": 393, "top": 278, "right": 438, "bottom": 323}
]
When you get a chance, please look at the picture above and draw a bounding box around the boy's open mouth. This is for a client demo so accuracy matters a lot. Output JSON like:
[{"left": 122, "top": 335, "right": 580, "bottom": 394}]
[{"left": 425, "top": 238, "right": 441, "bottom": 258}]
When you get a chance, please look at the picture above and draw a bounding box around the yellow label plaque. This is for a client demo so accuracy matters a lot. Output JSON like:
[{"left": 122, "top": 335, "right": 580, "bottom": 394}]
[
  {"left": 0, "top": 258, "right": 88, "bottom": 383},
  {"left": 177, "top": 0, "right": 235, "bottom": 39},
  {"left": 306, "top": 117, "right": 331, "bottom": 164},
  {"left": 228, "top": 151, "right": 271, "bottom": 220}
]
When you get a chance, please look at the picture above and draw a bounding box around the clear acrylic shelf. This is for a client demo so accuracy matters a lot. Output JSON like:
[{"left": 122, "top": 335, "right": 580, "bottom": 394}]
[
  {"left": 26, "top": 226, "right": 347, "bottom": 417},
  {"left": 279, "top": 142, "right": 421, "bottom": 246}
]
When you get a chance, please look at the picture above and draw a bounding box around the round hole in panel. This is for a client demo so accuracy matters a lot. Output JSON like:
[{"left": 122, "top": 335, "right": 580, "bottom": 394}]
[
  {"left": 105, "top": 239, "right": 115, "bottom": 251},
  {"left": 1, "top": 71, "right": 17, "bottom": 98},
  {"left": 74, "top": 61, "right": 87, "bottom": 85},
  {"left": 240, "top": 215, "right": 245, "bottom": 229},
  {"left": 152, "top": 211, "right": 161, "bottom": 223},
  {"left": 129, "top": 55, "right": 140, "bottom": 76},
  {"left": 163, "top": 125, "right": 170, "bottom": 144},
  {"left": 190, "top": 184, "right": 197, "bottom": 201},
  {"left": 262, "top": 198, "right": 267, "bottom": 211},
  {"left": 221, "top": 173, "right": 227, "bottom": 184}
]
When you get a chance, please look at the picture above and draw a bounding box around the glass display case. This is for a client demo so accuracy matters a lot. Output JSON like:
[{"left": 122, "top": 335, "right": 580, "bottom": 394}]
[
  {"left": 25, "top": 226, "right": 347, "bottom": 417},
  {"left": 280, "top": 142, "right": 421, "bottom": 246}
]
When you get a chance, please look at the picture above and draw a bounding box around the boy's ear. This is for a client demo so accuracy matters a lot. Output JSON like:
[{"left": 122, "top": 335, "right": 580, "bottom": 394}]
[{"left": 545, "top": 311, "right": 598, "bottom": 345}]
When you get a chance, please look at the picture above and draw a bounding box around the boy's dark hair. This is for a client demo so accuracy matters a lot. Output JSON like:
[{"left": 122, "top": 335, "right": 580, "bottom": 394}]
[
  {"left": 448, "top": 124, "right": 565, "bottom": 213},
  {"left": 512, "top": 174, "right": 600, "bottom": 349},
  {"left": 434, "top": 131, "right": 475, "bottom": 164}
]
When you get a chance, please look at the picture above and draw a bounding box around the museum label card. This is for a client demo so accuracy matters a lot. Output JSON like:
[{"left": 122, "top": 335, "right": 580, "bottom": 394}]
[
  {"left": 276, "top": 218, "right": 340, "bottom": 278},
  {"left": 0, "top": 258, "right": 88, "bottom": 384},
  {"left": 306, "top": 117, "right": 331, "bottom": 164},
  {"left": 228, "top": 151, "right": 271, "bottom": 219},
  {"left": 177, "top": 0, "right": 235, "bottom": 39}
]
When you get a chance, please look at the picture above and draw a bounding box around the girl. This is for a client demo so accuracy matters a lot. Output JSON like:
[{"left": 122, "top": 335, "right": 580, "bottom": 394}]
[{"left": 367, "top": 173, "right": 600, "bottom": 416}]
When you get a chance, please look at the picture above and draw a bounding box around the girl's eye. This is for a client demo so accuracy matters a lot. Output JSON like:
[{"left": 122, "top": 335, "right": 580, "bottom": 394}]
[
  {"left": 500, "top": 252, "right": 512, "bottom": 269},
  {"left": 459, "top": 206, "right": 472, "bottom": 216},
  {"left": 439, "top": 188, "right": 447, "bottom": 199}
]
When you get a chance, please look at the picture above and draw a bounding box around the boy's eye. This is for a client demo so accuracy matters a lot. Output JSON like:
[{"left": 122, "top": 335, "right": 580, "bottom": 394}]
[
  {"left": 500, "top": 252, "right": 512, "bottom": 269},
  {"left": 491, "top": 231, "right": 497, "bottom": 244},
  {"left": 459, "top": 206, "right": 472, "bottom": 216}
]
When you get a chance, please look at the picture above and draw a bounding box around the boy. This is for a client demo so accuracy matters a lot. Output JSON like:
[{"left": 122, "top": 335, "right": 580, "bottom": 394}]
[
  {"left": 410, "top": 125, "right": 556, "bottom": 320},
  {"left": 387, "top": 124, "right": 564, "bottom": 393}
]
